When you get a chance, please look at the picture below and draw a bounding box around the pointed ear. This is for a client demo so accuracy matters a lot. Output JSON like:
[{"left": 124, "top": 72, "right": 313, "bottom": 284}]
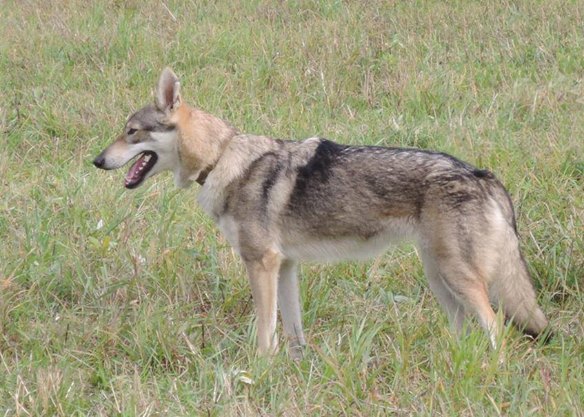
[{"left": 155, "top": 67, "right": 181, "bottom": 112}]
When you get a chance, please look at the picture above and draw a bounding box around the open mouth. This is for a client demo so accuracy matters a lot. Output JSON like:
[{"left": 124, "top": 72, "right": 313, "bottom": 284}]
[{"left": 125, "top": 151, "right": 158, "bottom": 189}]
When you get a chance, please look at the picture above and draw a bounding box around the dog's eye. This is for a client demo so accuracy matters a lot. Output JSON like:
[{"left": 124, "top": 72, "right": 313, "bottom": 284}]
[{"left": 127, "top": 128, "right": 138, "bottom": 135}]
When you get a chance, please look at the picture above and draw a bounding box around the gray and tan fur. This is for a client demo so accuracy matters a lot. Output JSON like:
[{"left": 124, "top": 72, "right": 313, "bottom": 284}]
[{"left": 94, "top": 68, "right": 551, "bottom": 358}]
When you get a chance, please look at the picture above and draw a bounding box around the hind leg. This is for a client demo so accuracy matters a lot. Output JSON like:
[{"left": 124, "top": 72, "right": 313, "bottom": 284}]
[
  {"left": 421, "top": 247, "right": 500, "bottom": 348},
  {"left": 440, "top": 266, "right": 499, "bottom": 348},
  {"left": 421, "top": 253, "right": 467, "bottom": 335}
]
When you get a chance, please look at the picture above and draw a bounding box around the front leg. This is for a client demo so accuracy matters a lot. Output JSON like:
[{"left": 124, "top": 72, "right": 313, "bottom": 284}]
[
  {"left": 278, "top": 260, "right": 306, "bottom": 359},
  {"left": 244, "top": 249, "right": 282, "bottom": 355}
]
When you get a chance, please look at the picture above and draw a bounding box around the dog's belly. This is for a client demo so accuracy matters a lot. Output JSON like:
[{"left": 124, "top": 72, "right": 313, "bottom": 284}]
[
  {"left": 282, "top": 237, "right": 389, "bottom": 262},
  {"left": 281, "top": 220, "right": 417, "bottom": 262}
]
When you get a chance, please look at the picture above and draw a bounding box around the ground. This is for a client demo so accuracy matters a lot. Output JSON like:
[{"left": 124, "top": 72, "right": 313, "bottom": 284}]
[{"left": 0, "top": 1, "right": 582, "bottom": 415}]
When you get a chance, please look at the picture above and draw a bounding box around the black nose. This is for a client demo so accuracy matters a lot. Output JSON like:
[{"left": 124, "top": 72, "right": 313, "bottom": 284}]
[{"left": 93, "top": 155, "right": 105, "bottom": 168}]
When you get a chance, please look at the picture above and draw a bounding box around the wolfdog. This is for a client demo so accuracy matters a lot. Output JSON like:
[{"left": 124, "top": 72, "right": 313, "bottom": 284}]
[{"left": 93, "top": 68, "right": 550, "bottom": 358}]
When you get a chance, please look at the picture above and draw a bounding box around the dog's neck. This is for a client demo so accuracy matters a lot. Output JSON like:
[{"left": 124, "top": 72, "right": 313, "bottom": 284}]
[
  {"left": 195, "top": 164, "right": 214, "bottom": 185},
  {"left": 175, "top": 104, "right": 237, "bottom": 186},
  {"left": 194, "top": 127, "right": 236, "bottom": 186}
]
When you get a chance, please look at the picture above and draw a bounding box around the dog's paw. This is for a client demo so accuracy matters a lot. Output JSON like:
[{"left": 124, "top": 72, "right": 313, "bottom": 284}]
[{"left": 289, "top": 342, "right": 306, "bottom": 361}]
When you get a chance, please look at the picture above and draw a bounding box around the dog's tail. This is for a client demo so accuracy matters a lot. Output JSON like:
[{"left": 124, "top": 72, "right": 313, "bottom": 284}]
[
  {"left": 487, "top": 180, "right": 552, "bottom": 341},
  {"left": 495, "top": 252, "right": 551, "bottom": 341}
]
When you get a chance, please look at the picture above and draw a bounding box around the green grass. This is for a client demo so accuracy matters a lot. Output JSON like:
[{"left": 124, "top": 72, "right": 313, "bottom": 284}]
[{"left": 1, "top": 0, "right": 583, "bottom": 415}]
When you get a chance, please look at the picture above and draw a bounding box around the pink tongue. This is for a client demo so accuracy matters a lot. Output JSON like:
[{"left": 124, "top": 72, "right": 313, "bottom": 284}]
[{"left": 126, "top": 154, "right": 146, "bottom": 183}]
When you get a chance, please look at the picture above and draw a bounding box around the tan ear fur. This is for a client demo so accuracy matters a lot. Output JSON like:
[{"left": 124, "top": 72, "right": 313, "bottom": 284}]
[{"left": 156, "top": 67, "right": 181, "bottom": 112}]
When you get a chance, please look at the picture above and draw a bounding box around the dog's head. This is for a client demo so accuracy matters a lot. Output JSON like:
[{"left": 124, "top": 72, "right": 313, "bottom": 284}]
[{"left": 93, "top": 68, "right": 188, "bottom": 189}]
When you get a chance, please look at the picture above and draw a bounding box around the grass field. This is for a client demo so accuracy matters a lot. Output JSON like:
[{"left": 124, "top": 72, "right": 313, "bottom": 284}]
[{"left": 1, "top": 1, "right": 583, "bottom": 415}]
